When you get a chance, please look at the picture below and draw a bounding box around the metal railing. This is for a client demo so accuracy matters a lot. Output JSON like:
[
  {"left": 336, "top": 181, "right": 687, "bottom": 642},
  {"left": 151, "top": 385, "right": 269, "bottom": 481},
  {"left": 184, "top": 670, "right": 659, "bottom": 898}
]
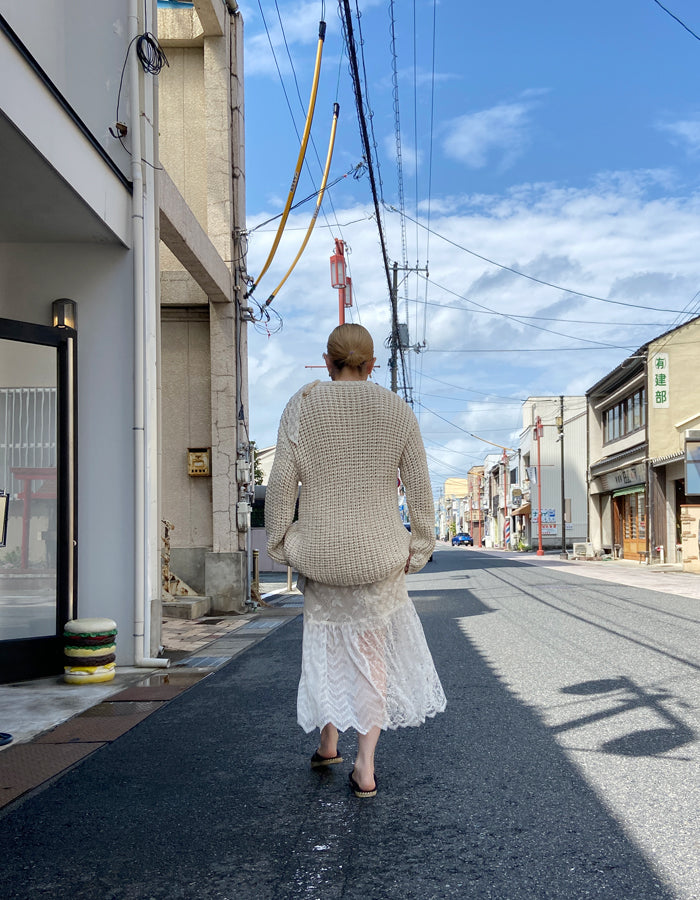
[{"left": 0, "top": 388, "right": 57, "bottom": 496}]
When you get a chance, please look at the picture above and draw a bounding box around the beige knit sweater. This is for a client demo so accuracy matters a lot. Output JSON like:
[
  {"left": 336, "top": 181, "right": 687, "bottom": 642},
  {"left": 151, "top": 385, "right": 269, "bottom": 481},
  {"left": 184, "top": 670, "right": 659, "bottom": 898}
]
[{"left": 266, "top": 380, "right": 435, "bottom": 586}]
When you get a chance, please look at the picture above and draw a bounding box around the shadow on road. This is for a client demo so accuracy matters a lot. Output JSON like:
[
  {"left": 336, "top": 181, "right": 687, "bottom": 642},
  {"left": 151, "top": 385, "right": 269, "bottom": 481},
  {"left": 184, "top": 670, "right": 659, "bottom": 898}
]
[{"left": 557, "top": 676, "right": 696, "bottom": 758}]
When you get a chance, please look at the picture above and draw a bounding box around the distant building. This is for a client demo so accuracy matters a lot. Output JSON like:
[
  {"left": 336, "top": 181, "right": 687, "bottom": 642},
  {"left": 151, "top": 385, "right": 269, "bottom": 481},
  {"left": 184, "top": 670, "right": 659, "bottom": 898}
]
[
  {"left": 587, "top": 315, "right": 700, "bottom": 566},
  {"left": 481, "top": 453, "right": 502, "bottom": 548},
  {"left": 466, "top": 466, "right": 485, "bottom": 544},
  {"left": 517, "top": 397, "right": 587, "bottom": 551},
  {"left": 437, "top": 477, "right": 469, "bottom": 539}
]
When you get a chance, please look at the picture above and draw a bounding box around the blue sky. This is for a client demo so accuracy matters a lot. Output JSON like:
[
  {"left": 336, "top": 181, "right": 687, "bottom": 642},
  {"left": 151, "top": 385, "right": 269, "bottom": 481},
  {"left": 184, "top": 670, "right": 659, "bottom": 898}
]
[{"left": 237, "top": 0, "right": 700, "bottom": 496}]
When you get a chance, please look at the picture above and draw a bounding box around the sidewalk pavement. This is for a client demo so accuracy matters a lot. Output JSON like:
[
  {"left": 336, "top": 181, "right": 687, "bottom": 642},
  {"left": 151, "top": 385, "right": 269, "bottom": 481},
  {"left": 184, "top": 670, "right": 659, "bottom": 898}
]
[
  {"left": 478, "top": 547, "right": 700, "bottom": 601},
  {"left": 0, "top": 574, "right": 302, "bottom": 807}
]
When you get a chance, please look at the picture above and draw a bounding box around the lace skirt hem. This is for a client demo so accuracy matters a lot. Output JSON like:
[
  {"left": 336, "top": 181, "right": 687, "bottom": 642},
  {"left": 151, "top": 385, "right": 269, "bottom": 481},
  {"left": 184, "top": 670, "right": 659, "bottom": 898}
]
[{"left": 296, "top": 570, "right": 446, "bottom": 734}]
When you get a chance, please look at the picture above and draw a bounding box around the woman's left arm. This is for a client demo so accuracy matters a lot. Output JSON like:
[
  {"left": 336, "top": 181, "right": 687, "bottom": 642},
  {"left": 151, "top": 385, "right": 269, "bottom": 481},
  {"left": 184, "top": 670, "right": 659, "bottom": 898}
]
[{"left": 399, "top": 418, "right": 435, "bottom": 573}]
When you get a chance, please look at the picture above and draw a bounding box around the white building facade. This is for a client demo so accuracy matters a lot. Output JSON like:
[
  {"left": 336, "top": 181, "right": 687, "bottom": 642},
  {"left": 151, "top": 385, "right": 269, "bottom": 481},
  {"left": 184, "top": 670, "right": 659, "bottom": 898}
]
[
  {"left": 0, "top": 1, "right": 162, "bottom": 680},
  {"left": 0, "top": 0, "right": 250, "bottom": 683},
  {"left": 516, "top": 397, "right": 587, "bottom": 552}
]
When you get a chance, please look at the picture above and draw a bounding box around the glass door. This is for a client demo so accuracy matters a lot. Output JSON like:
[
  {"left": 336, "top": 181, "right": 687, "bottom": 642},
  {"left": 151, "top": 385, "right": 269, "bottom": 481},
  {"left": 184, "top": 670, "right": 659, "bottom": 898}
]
[
  {"left": 621, "top": 489, "right": 646, "bottom": 560},
  {"left": 0, "top": 318, "right": 75, "bottom": 682}
]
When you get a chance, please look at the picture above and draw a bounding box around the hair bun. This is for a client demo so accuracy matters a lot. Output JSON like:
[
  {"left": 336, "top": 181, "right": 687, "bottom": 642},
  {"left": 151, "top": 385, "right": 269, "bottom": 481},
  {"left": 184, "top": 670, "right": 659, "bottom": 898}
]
[{"left": 326, "top": 323, "right": 374, "bottom": 371}]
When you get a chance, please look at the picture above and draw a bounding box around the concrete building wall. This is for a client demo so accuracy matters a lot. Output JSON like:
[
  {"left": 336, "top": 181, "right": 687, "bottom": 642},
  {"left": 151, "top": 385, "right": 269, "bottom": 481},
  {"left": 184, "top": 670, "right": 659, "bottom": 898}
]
[
  {"left": 443, "top": 477, "right": 468, "bottom": 500},
  {"left": 648, "top": 318, "right": 700, "bottom": 459},
  {"left": 161, "top": 308, "right": 213, "bottom": 591},
  {"left": 159, "top": 46, "right": 207, "bottom": 274},
  {"left": 161, "top": 309, "right": 213, "bottom": 547},
  {"left": 157, "top": 3, "right": 250, "bottom": 612},
  {"left": 521, "top": 397, "right": 587, "bottom": 547}
]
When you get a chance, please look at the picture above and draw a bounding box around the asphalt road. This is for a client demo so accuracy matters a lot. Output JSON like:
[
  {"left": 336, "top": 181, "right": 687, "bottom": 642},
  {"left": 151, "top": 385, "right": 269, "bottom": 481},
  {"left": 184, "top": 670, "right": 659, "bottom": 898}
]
[{"left": 1, "top": 548, "right": 697, "bottom": 899}]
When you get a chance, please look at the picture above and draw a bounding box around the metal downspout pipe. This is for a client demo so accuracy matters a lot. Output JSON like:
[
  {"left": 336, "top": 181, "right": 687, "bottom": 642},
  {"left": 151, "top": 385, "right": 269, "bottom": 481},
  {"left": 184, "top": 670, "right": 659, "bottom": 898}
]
[{"left": 129, "top": 0, "right": 168, "bottom": 668}]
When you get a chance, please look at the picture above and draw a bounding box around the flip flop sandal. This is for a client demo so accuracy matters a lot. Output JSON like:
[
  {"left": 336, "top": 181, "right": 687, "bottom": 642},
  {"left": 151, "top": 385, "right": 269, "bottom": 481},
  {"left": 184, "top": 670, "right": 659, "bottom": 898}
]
[
  {"left": 0, "top": 733, "right": 13, "bottom": 748},
  {"left": 349, "top": 771, "right": 377, "bottom": 798},
  {"left": 310, "top": 750, "right": 343, "bottom": 768}
]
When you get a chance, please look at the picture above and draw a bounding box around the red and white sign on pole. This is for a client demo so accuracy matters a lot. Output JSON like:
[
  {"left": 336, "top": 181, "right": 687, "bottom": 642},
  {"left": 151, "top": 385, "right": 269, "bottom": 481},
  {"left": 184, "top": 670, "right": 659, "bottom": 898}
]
[{"left": 535, "top": 416, "right": 544, "bottom": 556}]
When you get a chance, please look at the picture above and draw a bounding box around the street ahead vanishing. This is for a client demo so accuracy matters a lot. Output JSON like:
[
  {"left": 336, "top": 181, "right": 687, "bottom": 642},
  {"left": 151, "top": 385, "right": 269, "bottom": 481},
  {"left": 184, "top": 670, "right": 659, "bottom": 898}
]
[{"left": 1, "top": 548, "right": 698, "bottom": 900}]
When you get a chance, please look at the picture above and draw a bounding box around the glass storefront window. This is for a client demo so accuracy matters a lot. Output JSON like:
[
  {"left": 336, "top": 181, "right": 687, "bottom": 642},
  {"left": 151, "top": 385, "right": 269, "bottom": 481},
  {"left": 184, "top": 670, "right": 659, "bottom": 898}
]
[{"left": 0, "top": 341, "right": 58, "bottom": 640}]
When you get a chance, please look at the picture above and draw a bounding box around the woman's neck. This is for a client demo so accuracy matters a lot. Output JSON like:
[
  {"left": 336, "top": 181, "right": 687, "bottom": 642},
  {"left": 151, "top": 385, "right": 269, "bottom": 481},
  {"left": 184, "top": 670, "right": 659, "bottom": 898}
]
[{"left": 333, "top": 368, "right": 366, "bottom": 382}]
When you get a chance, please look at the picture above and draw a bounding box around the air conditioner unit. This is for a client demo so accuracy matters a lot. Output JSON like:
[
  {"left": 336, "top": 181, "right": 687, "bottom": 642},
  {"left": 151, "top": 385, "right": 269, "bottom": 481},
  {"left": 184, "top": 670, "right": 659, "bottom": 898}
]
[{"left": 572, "top": 542, "right": 594, "bottom": 559}]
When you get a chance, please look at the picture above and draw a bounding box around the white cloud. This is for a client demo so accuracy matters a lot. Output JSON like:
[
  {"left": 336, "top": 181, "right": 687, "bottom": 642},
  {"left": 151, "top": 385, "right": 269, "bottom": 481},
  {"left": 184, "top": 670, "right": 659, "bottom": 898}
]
[
  {"left": 241, "top": 1, "right": 340, "bottom": 78},
  {"left": 658, "top": 116, "right": 700, "bottom": 156},
  {"left": 383, "top": 134, "right": 422, "bottom": 176},
  {"left": 246, "top": 177, "right": 700, "bottom": 494},
  {"left": 442, "top": 101, "right": 535, "bottom": 170}
]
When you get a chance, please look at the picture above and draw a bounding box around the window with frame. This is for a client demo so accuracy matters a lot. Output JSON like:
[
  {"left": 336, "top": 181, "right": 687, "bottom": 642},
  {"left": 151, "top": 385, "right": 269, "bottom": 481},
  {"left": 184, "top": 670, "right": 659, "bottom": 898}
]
[{"left": 603, "top": 387, "right": 646, "bottom": 443}]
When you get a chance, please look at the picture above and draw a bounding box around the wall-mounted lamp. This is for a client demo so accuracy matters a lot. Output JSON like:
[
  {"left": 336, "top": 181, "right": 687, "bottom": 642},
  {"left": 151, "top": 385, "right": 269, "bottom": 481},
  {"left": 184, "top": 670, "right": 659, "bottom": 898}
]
[{"left": 52, "top": 298, "right": 77, "bottom": 329}]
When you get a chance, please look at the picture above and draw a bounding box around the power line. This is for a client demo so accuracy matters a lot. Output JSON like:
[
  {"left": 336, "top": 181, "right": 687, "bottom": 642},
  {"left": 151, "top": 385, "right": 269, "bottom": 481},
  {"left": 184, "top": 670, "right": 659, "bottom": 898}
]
[
  {"left": 418, "top": 402, "right": 519, "bottom": 448},
  {"left": 247, "top": 168, "right": 363, "bottom": 233},
  {"left": 415, "top": 274, "right": 635, "bottom": 349},
  {"left": 388, "top": 0, "right": 409, "bottom": 287},
  {"left": 420, "top": 371, "right": 528, "bottom": 402},
  {"left": 426, "top": 345, "right": 634, "bottom": 353},
  {"left": 340, "top": 2, "right": 391, "bottom": 295},
  {"left": 341, "top": 0, "right": 406, "bottom": 400},
  {"left": 352, "top": 0, "right": 386, "bottom": 206},
  {"left": 421, "top": 392, "right": 523, "bottom": 407},
  {"left": 253, "top": 213, "right": 373, "bottom": 233},
  {"left": 388, "top": 205, "right": 700, "bottom": 316},
  {"left": 651, "top": 0, "right": 700, "bottom": 41},
  {"left": 405, "top": 295, "right": 675, "bottom": 328},
  {"left": 415, "top": 0, "right": 438, "bottom": 419}
]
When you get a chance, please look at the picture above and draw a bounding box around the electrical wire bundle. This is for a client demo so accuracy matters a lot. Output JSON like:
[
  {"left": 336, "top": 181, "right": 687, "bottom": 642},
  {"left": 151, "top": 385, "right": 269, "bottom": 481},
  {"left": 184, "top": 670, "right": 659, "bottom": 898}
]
[{"left": 136, "top": 32, "right": 169, "bottom": 75}]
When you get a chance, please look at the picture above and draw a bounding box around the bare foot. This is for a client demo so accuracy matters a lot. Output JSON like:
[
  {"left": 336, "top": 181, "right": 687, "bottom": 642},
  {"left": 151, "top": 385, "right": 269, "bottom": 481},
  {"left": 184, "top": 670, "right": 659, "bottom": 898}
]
[
  {"left": 318, "top": 723, "right": 339, "bottom": 758},
  {"left": 350, "top": 766, "right": 376, "bottom": 792}
]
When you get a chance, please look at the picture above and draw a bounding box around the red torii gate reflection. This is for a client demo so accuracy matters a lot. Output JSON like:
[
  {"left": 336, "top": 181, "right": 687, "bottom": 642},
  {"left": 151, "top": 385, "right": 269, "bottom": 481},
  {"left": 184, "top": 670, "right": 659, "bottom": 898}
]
[{"left": 10, "top": 467, "right": 56, "bottom": 571}]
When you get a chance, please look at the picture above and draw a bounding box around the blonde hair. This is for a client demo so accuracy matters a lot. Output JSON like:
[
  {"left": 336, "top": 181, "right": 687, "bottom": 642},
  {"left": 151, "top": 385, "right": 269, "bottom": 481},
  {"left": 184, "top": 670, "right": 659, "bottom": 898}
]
[{"left": 326, "top": 323, "right": 374, "bottom": 370}]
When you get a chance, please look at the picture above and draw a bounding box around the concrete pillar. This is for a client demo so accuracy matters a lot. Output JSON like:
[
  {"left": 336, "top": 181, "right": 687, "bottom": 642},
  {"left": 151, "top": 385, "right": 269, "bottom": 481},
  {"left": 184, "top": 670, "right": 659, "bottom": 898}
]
[{"left": 202, "top": 10, "right": 249, "bottom": 612}]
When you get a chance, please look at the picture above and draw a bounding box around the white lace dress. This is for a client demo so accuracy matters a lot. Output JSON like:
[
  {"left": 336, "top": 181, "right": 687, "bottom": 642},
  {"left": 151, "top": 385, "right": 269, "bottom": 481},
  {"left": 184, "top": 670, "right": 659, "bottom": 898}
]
[{"left": 297, "top": 567, "right": 447, "bottom": 734}]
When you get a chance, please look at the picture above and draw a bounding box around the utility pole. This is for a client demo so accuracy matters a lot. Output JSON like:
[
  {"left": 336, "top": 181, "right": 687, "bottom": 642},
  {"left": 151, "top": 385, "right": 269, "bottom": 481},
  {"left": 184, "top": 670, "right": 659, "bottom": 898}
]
[
  {"left": 559, "top": 395, "right": 567, "bottom": 559},
  {"left": 390, "top": 261, "right": 398, "bottom": 393},
  {"left": 535, "top": 415, "right": 544, "bottom": 556},
  {"left": 388, "top": 261, "right": 428, "bottom": 397},
  {"left": 501, "top": 448, "right": 509, "bottom": 549}
]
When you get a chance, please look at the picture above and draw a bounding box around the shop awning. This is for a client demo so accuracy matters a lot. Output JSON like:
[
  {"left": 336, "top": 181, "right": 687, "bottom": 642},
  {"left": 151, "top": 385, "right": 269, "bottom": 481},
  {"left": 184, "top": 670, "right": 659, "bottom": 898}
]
[
  {"left": 612, "top": 485, "right": 645, "bottom": 498},
  {"left": 512, "top": 503, "right": 531, "bottom": 516}
]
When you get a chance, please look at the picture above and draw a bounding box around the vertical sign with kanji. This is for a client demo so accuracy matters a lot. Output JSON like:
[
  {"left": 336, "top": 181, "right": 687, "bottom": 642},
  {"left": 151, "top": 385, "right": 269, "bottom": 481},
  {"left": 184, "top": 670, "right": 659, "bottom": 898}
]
[{"left": 651, "top": 352, "right": 669, "bottom": 408}]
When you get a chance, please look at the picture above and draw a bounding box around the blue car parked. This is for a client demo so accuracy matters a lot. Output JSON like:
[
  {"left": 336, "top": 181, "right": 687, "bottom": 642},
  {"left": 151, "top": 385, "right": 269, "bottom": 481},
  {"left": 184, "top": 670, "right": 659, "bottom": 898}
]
[{"left": 451, "top": 532, "right": 474, "bottom": 547}]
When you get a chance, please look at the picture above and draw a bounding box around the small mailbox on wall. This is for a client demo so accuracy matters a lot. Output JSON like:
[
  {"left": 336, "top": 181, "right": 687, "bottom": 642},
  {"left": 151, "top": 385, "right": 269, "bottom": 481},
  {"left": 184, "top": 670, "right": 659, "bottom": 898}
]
[{"left": 187, "top": 448, "right": 211, "bottom": 477}]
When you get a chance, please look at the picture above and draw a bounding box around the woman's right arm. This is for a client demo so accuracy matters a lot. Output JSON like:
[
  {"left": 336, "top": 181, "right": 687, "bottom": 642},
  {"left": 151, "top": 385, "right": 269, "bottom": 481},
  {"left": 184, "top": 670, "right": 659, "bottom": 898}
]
[
  {"left": 265, "top": 410, "right": 300, "bottom": 565},
  {"left": 399, "top": 415, "right": 435, "bottom": 573}
]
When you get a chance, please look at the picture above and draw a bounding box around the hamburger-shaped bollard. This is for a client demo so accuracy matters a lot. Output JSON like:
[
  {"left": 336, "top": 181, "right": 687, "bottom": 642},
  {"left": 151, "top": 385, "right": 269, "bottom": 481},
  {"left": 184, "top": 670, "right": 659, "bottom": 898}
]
[{"left": 63, "top": 618, "right": 117, "bottom": 684}]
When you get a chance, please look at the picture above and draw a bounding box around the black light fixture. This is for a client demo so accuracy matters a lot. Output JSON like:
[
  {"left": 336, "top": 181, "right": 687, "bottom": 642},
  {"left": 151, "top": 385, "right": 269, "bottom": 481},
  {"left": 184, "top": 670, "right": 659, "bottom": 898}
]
[{"left": 52, "top": 298, "right": 77, "bottom": 329}]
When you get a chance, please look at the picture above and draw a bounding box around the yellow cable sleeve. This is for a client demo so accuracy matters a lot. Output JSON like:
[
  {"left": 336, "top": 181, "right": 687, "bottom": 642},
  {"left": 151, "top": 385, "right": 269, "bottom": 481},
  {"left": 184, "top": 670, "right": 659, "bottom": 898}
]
[
  {"left": 265, "top": 103, "right": 340, "bottom": 305},
  {"left": 252, "top": 21, "right": 326, "bottom": 291}
]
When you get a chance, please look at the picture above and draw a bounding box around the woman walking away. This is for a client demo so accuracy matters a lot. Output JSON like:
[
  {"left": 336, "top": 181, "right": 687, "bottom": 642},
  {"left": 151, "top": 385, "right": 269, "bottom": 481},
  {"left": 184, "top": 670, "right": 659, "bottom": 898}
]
[{"left": 266, "top": 323, "right": 446, "bottom": 798}]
